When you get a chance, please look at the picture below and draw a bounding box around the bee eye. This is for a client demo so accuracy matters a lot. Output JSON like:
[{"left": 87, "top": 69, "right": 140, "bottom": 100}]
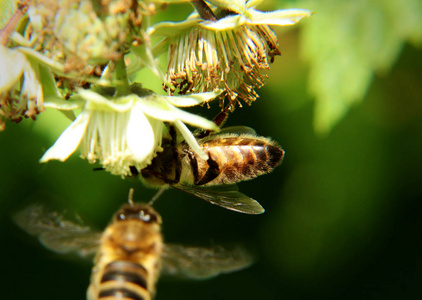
[
  {"left": 117, "top": 213, "right": 126, "bottom": 221},
  {"left": 139, "top": 210, "right": 151, "bottom": 222}
]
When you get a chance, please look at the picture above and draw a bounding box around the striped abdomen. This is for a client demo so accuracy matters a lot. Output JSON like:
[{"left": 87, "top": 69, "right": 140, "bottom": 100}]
[
  {"left": 96, "top": 260, "right": 151, "bottom": 300},
  {"left": 88, "top": 206, "right": 163, "bottom": 300},
  {"left": 183, "top": 135, "right": 284, "bottom": 186}
]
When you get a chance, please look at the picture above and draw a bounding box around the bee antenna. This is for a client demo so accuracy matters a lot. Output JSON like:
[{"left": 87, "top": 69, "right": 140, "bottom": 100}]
[
  {"left": 148, "top": 185, "right": 168, "bottom": 206},
  {"left": 128, "top": 188, "right": 135, "bottom": 206}
]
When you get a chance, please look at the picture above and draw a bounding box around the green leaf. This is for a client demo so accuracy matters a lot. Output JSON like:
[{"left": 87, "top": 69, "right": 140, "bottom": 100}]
[{"left": 300, "top": 0, "right": 422, "bottom": 133}]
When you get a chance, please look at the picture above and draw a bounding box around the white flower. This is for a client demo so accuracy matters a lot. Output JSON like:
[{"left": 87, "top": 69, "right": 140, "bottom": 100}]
[
  {"left": 0, "top": 45, "right": 44, "bottom": 130},
  {"left": 40, "top": 87, "right": 219, "bottom": 176},
  {"left": 149, "top": 1, "right": 312, "bottom": 109}
]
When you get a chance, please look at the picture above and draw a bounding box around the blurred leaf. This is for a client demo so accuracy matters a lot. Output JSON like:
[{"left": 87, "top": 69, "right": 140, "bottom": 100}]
[
  {"left": 300, "top": 0, "right": 422, "bottom": 133},
  {"left": 0, "top": 0, "right": 15, "bottom": 29},
  {"left": 261, "top": 96, "right": 392, "bottom": 281}
]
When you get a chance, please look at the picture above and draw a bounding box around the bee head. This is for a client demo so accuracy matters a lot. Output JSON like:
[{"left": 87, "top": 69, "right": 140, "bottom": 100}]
[{"left": 115, "top": 204, "right": 161, "bottom": 224}]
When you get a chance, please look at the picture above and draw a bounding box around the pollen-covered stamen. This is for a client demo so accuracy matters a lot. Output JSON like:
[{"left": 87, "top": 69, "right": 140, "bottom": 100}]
[
  {"left": 79, "top": 108, "right": 161, "bottom": 177},
  {"left": 256, "top": 25, "right": 282, "bottom": 61},
  {"left": 164, "top": 23, "right": 280, "bottom": 109},
  {"left": 215, "top": 31, "right": 230, "bottom": 73}
]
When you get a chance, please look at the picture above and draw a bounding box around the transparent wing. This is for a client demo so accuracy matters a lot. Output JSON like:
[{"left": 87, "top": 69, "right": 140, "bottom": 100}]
[
  {"left": 13, "top": 204, "right": 101, "bottom": 257},
  {"left": 161, "top": 243, "right": 254, "bottom": 280},
  {"left": 199, "top": 126, "right": 256, "bottom": 142},
  {"left": 193, "top": 126, "right": 256, "bottom": 141},
  {"left": 215, "top": 126, "right": 256, "bottom": 135},
  {"left": 172, "top": 184, "right": 265, "bottom": 214}
]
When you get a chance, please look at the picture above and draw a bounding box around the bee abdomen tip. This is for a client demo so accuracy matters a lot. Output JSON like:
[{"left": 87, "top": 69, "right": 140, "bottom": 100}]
[{"left": 266, "top": 145, "right": 285, "bottom": 168}]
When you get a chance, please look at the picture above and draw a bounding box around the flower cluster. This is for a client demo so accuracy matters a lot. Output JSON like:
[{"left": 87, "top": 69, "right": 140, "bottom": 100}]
[
  {"left": 1, "top": 0, "right": 311, "bottom": 177},
  {"left": 27, "top": 0, "right": 148, "bottom": 74}
]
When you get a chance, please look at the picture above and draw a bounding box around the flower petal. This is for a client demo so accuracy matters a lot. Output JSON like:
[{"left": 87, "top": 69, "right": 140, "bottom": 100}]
[
  {"left": 21, "top": 60, "right": 42, "bottom": 100},
  {"left": 134, "top": 94, "right": 179, "bottom": 121},
  {"left": 200, "top": 15, "right": 248, "bottom": 31},
  {"left": 174, "top": 107, "right": 219, "bottom": 131},
  {"left": 39, "top": 111, "right": 90, "bottom": 162},
  {"left": 43, "top": 97, "right": 84, "bottom": 110},
  {"left": 174, "top": 119, "right": 208, "bottom": 160},
  {"left": 162, "top": 92, "right": 220, "bottom": 107},
  {"left": 137, "top": 95, "right": 218, "bottom": 131},
  {"left": 246, "top": 0, "right": 264, "bottom": 8},
  {"left": 126, "top": 104, "right": 156, "bottom": 162},
  {"left": 78, "top": 89, "right": 134, "bottom": 112},
  {"left": 0, "top": 46, "right": 26, "bottom": 92},
  {"left": 148, "top": 19, "right": 200, "bottom": 36},
  {"left": 248, "top": 9, "right": 313, "bottom": 26},
  {"left": 17, "top": 46, "right": 65, "bottom": 73}
]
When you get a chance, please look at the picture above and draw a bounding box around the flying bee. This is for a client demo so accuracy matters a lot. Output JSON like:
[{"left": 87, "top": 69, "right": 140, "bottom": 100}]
[
  {"left": 134, "top": 110, "right": 285, "bottom": 215},
  {"left": 87, "top": 203, "right": 162, "bottom": 300},
  {"left": 13, "top": 191, "right": 253, "bottom": 300}
]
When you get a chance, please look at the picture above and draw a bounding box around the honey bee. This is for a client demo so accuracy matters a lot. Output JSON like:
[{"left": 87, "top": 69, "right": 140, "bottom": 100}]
[
  {"left": 135, "top": 111, "right": 285, "bottom": 215},
  {"left": 87, "top": 203, "right": 162, "bottom": 300},
  {"left": 14, "top": 191, "right": 253, "bottom": 300}
]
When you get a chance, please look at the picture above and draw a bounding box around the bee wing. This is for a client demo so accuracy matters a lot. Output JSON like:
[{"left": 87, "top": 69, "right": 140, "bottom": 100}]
[
  {"left": 215, "top": 126, "right": 256, "bottom": 135},
  {"left": 199, "top": 126, "right": 256, "bottom": 142},
  {"left": 13, "top": 204, "right": 101, "bottom": 257},
  {"left": 161, "top": 243, "right": 254, "bottom": 280},
  {"left": 172, "top": 184, "right": 265, "bottom": 214}
]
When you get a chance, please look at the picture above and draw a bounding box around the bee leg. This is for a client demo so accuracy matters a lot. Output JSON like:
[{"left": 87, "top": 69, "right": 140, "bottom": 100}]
[
  {"left": 213, "top": 105, "right": 231, "bottom": 128},
  {"left": 168, "top": 125, "right": 182, "bottom": 182},
  {"left": 185, "top": 149, "right": 200, "bottom": 184},
  {"left": 168, "top": 124, "right": 177, "bottom": 143},
  {"left": 195, "top": 105, "right": 231, "bottom": 139},
  {"left": 141, "top": 169, "right": 177, "bottom": 185},
  {"left": 148, "top": 185, "right": 169, "bottom": 205},
  {"left": 129, "top": 166, "right": 139, "bottom": 176}
]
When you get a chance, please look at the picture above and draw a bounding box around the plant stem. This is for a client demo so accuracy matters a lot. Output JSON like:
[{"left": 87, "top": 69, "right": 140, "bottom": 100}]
[
  {"left": 115, "top": 56, "right": 130, "bottom": 96},
  {"left": 0, "top": 1, "right": 29, "bottom": 46},
  {"left": 190, "top": 0, "right": 217, "bottom": 22}
]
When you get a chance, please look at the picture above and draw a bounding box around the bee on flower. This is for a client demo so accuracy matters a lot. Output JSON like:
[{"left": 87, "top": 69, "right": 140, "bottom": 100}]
[
  {"left": 40, "top": 84, "right": 220, "bottom": 177},
  {"left": 149, "top": 0, "right": 312, "bottom": 110}
]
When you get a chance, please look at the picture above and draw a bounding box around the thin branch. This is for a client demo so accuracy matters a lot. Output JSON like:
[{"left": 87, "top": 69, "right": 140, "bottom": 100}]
[
  {"left": 0, "top": 1, "right": 30, "bottom": 46},
  {"left": 190, "top": 0, "right": 217, "bottom": 22}
]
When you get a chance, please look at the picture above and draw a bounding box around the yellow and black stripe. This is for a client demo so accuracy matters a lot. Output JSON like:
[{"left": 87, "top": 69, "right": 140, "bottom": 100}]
[
  {"left": 192, "top": 136, "right": 284, "bottom": 185},
  {"left": 97, "top": 261, "right": 151, "bottom": 300}
]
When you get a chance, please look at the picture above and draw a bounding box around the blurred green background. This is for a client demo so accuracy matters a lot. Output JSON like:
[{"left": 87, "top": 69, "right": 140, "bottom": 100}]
[{"left": 1, "top": 0, "right": 422, "bottom": 299}]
